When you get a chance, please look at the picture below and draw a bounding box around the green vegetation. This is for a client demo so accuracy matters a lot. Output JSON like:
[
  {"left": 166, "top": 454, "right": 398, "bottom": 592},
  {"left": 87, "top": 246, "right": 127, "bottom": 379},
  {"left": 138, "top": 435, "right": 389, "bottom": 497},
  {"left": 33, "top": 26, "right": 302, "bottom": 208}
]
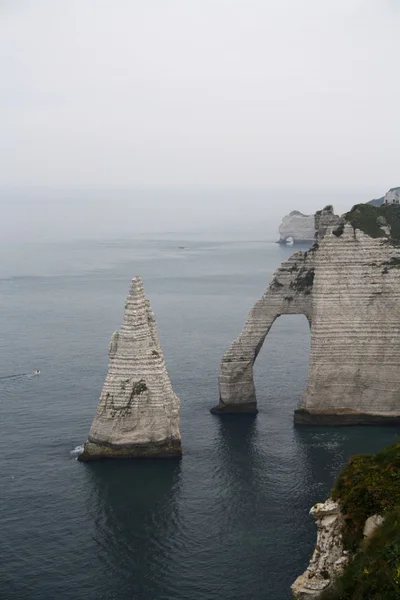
[
  {"left": 368, "top": 197, "right": 385, "bottom": 207},
  {"left": 332, "top": 442, "right": 400, "bottom": 550},
  {"left": 382, "top": 257, "right": 400, "bottom": 270},
  {"left": 316, "top": 205, "right": 334, "bottom": 216},
  {"left": 290, "top": 267, "right": 315, "bottom": 292},
  {"left": 320, "top": 510, "right": 400, "bottom": 600},
  {"left": 320, "top": 443, "right": 400, "bottom": 600},
  {"left": 344, "top": 203, "right": 400, "bottom": 241},
  {"left": 332, "top": 223, "right": 345, "bottom": 237}
]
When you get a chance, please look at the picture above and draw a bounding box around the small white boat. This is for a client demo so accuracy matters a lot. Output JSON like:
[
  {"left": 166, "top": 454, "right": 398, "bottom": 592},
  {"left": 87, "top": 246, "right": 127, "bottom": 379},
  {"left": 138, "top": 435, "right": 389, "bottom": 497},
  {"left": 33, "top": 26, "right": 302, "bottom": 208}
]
[{"left": 32, "top": 370, "right": 41, "bottom": 376}]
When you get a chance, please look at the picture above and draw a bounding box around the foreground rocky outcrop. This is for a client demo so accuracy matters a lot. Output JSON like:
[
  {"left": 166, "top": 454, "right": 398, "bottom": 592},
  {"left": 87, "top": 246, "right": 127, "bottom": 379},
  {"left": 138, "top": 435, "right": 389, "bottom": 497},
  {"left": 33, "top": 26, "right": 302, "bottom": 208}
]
[
  {"left": 213, "top": 204, "right": 400, "bottom": 423},
  {"left": 292, "top": 442, "right": 400, "bottom": 599},
  {"left": 79, "top": 276, "right": 181, "bottom": 460},
  {"left": 278, "top": 210, "right": 316, "bottom": 244},
  {"left": 291, "top": 500, "right": 349, "bottom": 599}
]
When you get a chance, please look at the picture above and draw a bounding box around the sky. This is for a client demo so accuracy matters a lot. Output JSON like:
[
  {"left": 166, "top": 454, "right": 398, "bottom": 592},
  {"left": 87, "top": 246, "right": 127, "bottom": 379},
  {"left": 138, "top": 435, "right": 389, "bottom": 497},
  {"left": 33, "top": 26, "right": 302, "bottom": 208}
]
[{"left": 1, "top": 1, "right": 399, "bottom": 238}]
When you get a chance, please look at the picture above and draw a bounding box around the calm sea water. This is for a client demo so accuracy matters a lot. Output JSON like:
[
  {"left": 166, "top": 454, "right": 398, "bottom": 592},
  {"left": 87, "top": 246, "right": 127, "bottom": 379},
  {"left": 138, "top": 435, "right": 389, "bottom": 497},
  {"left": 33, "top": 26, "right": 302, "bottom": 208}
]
[{"left": 0, "top": 235, "right": 398, "bottom": 600}]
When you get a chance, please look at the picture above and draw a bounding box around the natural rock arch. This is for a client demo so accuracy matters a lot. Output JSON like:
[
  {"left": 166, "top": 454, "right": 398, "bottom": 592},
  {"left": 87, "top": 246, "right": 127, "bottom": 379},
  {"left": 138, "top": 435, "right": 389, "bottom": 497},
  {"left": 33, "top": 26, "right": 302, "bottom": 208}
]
[
  {"left": 211, "top": 248, "right": 316, "bottom": 414},
  {"left": 213, "top": 205, "right": 400, "bottom": 425},
  {"left": 278, "top": 211, "right": 315, "bottom": 245}
]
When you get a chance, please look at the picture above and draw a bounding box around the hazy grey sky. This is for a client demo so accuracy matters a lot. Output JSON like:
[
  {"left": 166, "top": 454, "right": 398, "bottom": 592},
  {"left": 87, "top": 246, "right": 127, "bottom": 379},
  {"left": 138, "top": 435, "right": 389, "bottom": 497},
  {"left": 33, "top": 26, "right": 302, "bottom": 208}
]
[{"left": 1, "top": 0, "right": 399, "bottom": 191}]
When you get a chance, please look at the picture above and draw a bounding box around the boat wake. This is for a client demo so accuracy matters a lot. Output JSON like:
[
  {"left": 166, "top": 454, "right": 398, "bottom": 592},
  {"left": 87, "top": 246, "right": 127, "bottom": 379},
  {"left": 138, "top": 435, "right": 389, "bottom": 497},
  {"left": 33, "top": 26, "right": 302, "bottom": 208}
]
[
  {"left": 0, "top": 373, "right": 31, "bottom": 381},
  {"left": 0, "top": 371, "right": 41, "bottom": 386}
]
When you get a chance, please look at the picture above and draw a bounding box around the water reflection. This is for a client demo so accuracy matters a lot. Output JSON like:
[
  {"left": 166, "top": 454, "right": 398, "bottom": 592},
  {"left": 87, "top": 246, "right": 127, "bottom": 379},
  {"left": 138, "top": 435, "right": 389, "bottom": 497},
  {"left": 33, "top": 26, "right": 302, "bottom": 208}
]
[
  {"left": 213, "top": 415, "right": 268, "bottom": 543},
  {"left": 84, "top": 459, "right": 182, "bottom": 599},
  {"left": 293, "top": 425, "right": 400, "bottom": 495}
]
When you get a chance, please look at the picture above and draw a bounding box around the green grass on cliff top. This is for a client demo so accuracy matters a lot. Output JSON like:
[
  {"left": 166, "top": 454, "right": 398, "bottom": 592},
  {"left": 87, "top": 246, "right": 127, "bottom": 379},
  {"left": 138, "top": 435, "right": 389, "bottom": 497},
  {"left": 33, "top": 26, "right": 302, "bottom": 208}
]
[
  {"left": 332, "top": 442, "right": 400, "bottom": 549},
  {"left": 320, "top": 509, "right": 400, "bottom": 600},
  {"left": 345, "top": 203, "right": 400, "bottom": 241},
  {"left": 319, "top": 442, "right": 400, "bottom": 600}
]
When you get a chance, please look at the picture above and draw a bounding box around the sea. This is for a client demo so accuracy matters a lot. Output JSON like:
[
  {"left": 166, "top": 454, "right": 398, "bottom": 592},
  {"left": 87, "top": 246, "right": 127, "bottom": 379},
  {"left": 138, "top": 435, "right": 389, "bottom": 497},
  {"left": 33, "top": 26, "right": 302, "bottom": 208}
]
[{"left": 1, "top": 232, "right": 398, "bottom": 600}]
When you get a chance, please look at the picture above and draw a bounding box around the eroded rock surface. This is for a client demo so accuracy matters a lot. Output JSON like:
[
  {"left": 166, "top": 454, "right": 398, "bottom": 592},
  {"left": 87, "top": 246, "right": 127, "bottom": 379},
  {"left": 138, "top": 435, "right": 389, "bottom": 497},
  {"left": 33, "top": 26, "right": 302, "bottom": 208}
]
[
  {"left": 278, "top": 210, "right": 315, "bottom": 244},
  {"left": 296, "top": 222, "right": 400, "bottom": 424},
  {"left": 363, "top": 514, "right": 384, "bottom": 539},
  {"left": 215, "top": 205, "right": 400, "bottom": 423},
  {"left": 211, "top": 246, "right": 315, "bottom": 413},
  {"left": 79, "top": 276, "right": 181, "bottom": 460},
  {"left": 291, "top": 500, "right": 348, "bottom": 599}
]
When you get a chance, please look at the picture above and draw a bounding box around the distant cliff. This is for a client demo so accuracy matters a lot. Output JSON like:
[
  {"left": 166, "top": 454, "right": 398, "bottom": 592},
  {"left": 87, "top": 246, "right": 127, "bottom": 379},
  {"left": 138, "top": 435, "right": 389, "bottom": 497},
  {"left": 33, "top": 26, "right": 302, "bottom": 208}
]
[
  {"left": 277, "top": 210, "right": 316, "bottom": 244},
  {"left": 368, "top": 186, "right": 400, "bottom": 206},
  {"left": 213, "top": 204, "right": 400, "bottom": 424},
  {"left": 292, "top": 442, "right": 400, "bottom": 599}
]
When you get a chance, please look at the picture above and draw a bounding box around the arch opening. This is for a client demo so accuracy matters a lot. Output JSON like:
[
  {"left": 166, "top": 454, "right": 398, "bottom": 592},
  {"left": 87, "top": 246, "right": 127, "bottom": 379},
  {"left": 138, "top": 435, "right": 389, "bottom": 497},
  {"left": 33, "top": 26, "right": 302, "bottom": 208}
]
[
  {"left": 211, "top": 247, "right": 316, "bottom": 415},
  {"left": 253, "top": 314, "right": 311, "bottom": 417}
]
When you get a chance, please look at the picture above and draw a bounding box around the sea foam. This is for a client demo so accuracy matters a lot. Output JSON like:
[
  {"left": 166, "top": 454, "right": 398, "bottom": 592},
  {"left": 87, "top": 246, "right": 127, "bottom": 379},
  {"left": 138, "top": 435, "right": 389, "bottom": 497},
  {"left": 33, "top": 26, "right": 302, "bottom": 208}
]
[{"left": 70, "top": 445, "right": 84, "bottom": 458}]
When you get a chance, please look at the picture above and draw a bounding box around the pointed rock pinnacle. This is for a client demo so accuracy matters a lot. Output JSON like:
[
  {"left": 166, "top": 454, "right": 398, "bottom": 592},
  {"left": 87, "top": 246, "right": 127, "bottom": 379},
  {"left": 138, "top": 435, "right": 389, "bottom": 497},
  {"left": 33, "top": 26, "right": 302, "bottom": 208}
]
[{"left": 79, "top": 276, "right": 182, "bottom": 460}]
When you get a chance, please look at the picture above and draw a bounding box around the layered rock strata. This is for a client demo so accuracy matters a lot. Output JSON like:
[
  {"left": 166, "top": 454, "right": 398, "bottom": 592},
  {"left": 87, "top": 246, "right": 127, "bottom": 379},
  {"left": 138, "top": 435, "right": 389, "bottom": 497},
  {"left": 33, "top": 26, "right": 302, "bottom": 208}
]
[
  {"left": 79, "top": 276, "right": 181, "bottom": 460},
  {"left": 278, "top": 210, "right": 315, "bottom": 245},
  {"left": 296, "top": 222, "right": 400, "bottom": 424},
  {"left": 291, "top": 500, "right": 348, "bottom": 599},
  {"left": 211, "top": 247, "right": 316, "bottom": 413},
  {"left": 214, "top": 206, "right": 400, "bottom": 423},
  {"left": 291, "top": 503, "right": 385, "bottom": 599}
]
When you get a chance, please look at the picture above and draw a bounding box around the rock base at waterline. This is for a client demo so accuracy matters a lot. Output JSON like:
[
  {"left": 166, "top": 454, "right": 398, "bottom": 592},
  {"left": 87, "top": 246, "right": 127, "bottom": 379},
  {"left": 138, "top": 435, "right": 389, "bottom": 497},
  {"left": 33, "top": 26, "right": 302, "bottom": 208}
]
[
  {"left": 210, "top": 402, "right": 258, "bottom": 415},
  {"left": 78, "top": 438, "right": 182, "bottom": 461},
  {"left": 294, "top": 408, "right": 400, "bottom": 426}
]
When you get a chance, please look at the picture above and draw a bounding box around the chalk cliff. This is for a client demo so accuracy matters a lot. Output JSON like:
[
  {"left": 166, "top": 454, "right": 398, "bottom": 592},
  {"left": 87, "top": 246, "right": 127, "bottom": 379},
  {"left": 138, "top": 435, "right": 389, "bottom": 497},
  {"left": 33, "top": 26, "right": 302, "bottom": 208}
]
[
  {"left": 79, "top": 276, "right": 181, "bottom": 460},
  {"left": 212, "top": 245, "right": 316, "bottom": 413},
  {"left": 368, "top": 186, "right": 400, "bottom": 206},
  {"left": 291, "top": 500, "right": 348, "bottom": 599},
  {"left": 213, "top": 204, "right": 400, "bottom": 424},
  {"left": 278, "top": 210, "right": 316, "bottom": 245},
  {"left": 292, "top": 442, "right": 400, "bottom": 599}
]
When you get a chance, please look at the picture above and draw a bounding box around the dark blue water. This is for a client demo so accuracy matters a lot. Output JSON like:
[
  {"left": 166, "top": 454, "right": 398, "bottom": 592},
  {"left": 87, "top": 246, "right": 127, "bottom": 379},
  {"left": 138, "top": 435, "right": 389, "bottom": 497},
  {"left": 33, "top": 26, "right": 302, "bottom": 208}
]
[{"left": 1, "top": 236, "right": 398, "bottom": 600}]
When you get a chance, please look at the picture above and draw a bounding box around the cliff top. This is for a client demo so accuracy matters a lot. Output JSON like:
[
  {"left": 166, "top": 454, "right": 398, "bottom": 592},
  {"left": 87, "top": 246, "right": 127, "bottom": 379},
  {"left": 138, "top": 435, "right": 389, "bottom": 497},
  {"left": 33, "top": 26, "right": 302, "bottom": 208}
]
[
  {"left": 287, "top": 210, "right": 309, "bottom": 217},
  {"left": 331, "top": 442, "right": 400, "bottom": 550},
  {"left": 344, "top": 203, "right": 400, "bottom": 242},
  {"left": 320, "top": 442, "right": 400, "bottom": 600}
]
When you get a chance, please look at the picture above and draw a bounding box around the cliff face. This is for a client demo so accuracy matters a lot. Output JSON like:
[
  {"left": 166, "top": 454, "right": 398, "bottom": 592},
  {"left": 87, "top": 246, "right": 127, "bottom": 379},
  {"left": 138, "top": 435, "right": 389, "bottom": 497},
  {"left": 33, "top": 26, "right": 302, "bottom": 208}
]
[
  {"left": 291, "top": 500, "right": 348, "bottom": 599},
  {"left": 278, "top": 210, "right": 316, "bottom": 244},
  {"left": 296, "top": 221, "right": 400, "bottom": 424},
  {"left": 214, "top": 205, "right": 400, "bottom": 424},
  {"left": 292, "top": 442, "right": 400, "bottom": 600},
  {"left": 212, "top": 247, "right": 315, "bottom": 413},
  {"left": 79, "top": 276, "right": 181, "bottom": 460},
  {"left": 368, "top": 186, "right": 400, "bottom": 206}
]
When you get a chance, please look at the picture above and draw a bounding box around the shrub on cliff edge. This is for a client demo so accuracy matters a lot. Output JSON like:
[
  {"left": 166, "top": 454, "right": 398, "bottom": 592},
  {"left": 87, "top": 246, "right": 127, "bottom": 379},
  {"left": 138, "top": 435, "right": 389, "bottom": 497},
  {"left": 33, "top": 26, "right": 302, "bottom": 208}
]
[
  {"left": 320, "top": 442, "right": 400, "bottom": 600},
  {"left": 320, "top": 510, "right": 400, "bottom": 600}
]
